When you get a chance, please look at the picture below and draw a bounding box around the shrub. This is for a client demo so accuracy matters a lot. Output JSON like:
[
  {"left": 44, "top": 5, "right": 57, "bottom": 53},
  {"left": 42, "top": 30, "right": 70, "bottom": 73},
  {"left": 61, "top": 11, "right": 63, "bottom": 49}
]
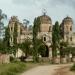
[
  {"left": 0, "top": 62, "right": 26, "bottom": 75},
  {"left": 70, "top": 63, "right": 75, "bottom": 71}
]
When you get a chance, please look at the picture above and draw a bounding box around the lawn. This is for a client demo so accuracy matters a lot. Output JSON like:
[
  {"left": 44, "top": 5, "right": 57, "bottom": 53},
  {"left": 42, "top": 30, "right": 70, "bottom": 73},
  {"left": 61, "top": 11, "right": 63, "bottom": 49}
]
[{"left": 0, "top": 62, "right": 39, "bottom": 75}]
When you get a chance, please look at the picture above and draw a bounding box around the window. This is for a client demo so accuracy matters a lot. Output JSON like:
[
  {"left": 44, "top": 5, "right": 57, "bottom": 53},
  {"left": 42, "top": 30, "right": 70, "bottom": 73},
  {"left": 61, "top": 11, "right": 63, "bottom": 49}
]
[
  {"left": 49, "top": 26, "right": 51, "bottom": 32},
  {"left": 11, "top": 27, "right": 13, "bottom": 31},
  {"left": 44, "top": 37, "right": 46, "bottom": 41},
  {"left": 70, "top": 37, "right": 72, "bottom": 41},
  {"left": 70, "top": 27, "right": 72, "bottom": 31}
]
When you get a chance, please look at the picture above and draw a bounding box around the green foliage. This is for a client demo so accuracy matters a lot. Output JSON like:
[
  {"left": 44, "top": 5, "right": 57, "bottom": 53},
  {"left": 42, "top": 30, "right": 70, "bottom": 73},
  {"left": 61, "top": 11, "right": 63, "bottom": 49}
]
[
  {"left": 0, "top": 62, "right": 26, "bottom": 75},
  {"left": 52, "top": 21, "right": 60, "bottom": 57},
  {"left": 3, "top": 27, "right": 11, "bottom": 53},
  {"left": 0, "top": 26, "right": 15, "bottom": 54},
  {"left": 70, "top": 63, "right": 75, "bottom": 71},
  {"left": 60, "top": 41, "right": 68, "bottom": 48},
  {"left": 0, "top": 62, "right": 39, "bottom": 75},
  {"left": 13, "top": 22, "right": 18, "bottom": 56},
  {"left": 13, "top": 22, "right": 18, "bottom": 46},
  {"left": 60, "top": 47, "right": 75, "bottom": 57},
  {"left": 33, "top": 17, "right": 41, "bottom": 62},
  {"left": 0, "top": 40, "right": 6, "bottom": 53},
  {"left": 19, "top": 39, "right": 32, "bottom": 57},
  {"left": 38, "top": 44, "right": 46, "bottom": 57},
  {"left": 60, "top": 41, "right": 68, "bottom": 57}
]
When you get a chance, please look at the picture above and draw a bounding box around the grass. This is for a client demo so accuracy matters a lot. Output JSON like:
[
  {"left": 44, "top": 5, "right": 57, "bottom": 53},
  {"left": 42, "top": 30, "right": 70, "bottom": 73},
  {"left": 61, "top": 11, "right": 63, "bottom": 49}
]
[
  {"left": 70, "top": 63, "right": 75, "bottom": 71},
  {"left": 0, "top": 62, "right": 39, "bottom": 75}
]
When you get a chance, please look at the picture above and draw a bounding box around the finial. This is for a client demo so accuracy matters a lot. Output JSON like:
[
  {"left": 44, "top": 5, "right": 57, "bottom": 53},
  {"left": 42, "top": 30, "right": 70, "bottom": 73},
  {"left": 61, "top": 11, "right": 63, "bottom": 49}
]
[{"left": 42, "top": 9, "right": 47, "bottom": 16}]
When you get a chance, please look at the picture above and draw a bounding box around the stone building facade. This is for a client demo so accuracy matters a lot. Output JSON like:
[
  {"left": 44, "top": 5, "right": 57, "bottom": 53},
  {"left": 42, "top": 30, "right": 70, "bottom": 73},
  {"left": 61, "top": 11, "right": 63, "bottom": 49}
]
[
  {"left": 60, "top": 16, "right": 73, "bottom": 44},
  {"left": 8, "top": 16, "right": 21, "bottom": 46},
  {"left": 37, "top": 14, "right": 52, "bottom": 58},
  {"left": 8, "top": 14, "right": 75, "bottom": 59},
  {"left": 8, "top": 16, "right": 33, "bottom": 57}
]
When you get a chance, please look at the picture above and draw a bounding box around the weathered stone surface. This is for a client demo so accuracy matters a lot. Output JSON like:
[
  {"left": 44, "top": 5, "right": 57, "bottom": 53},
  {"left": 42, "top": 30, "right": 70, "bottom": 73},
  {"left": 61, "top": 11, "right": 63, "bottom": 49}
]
[{"left": 0, "top": 54, "right": 10, "bottom": 64}]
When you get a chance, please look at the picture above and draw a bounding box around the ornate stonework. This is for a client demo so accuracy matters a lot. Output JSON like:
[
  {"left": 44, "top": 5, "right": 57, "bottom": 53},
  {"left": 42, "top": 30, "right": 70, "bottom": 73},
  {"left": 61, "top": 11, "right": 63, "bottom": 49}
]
[
  {"left": 8, "top": 15, "right": 75, "bottom": 58},
  {"left": 8, "top": 16, "right": 21, "bottom": 46},
  {"left": 60, "top": 16, "right": 73, "bottom": 44}
]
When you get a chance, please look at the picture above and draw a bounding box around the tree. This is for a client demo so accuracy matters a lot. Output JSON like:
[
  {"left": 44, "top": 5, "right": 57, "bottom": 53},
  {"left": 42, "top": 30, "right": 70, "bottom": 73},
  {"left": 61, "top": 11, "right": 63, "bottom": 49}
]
[
  {"left": 33, "top": 17, "right": 41, "bottom": 62},
  {"left": 38, "top": 44, "right": 47, "bottom": 57},
  {"left": 0, "top": 39, "right": 6, "bottom": 53},
  {"left": 33, "top": 38, "right": 46, "bottom": 57},
  {"left": 52, "top": 21, "right": 60, "bottom": 60},
  {"left": 0, "top": 9, "right": 7, "bottom": 39},
  {"left": 13, "top": 22, "right": 18, "bottom": 56},
  {"left": 60, "top": 41, "right": 68, "bottom": 57},
  {"left": 19, "top": 39, "right": 32, "bottom": 57},
  {"left": 3, "top": 26, "right": 11, "bottom": 53}
]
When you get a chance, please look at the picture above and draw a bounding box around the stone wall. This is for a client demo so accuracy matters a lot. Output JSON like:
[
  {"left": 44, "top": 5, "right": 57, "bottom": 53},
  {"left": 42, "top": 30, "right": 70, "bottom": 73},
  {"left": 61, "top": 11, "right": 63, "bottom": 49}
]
[{"left": 0, "top": 54, "right": 10, "bottom": 64}]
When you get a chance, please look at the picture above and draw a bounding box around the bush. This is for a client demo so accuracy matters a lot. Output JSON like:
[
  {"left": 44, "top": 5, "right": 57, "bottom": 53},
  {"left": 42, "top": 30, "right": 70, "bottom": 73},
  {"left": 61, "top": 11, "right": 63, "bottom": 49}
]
[
  {"left": 0, "top": 62, "right": 26, "bottom": 75},
  {"left": 70, "top": 63, "right": 75, "bottom": 71}
]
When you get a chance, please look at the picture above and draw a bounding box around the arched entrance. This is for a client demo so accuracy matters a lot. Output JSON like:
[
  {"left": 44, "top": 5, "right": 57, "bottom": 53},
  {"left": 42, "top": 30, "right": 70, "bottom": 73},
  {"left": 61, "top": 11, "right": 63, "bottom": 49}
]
[
  {"left": 38, "top": 44, "right": 49, "bottom": 57},
  {"left": 45, "top": 45, "right": 49, "bottom": 57}
]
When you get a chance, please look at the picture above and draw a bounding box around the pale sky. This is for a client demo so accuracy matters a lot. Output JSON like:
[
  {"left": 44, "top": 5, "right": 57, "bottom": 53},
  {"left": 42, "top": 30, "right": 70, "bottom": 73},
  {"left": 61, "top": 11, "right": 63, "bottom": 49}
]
[{"left": 0, "top": 0, "right": 75, "bottom": 30}]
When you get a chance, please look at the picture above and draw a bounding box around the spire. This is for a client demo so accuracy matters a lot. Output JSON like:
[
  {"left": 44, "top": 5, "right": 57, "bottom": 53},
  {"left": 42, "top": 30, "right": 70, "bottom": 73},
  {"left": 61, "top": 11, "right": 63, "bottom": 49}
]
[{"left": 42, "top": 9, "right": 47, "bottom": 16}]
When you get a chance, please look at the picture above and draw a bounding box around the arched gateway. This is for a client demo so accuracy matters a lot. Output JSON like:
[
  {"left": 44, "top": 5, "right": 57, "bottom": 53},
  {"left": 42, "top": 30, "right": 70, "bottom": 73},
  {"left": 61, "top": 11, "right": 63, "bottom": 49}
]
[{"left": 38, "top": 44, "right": 49, "bottom": 57}]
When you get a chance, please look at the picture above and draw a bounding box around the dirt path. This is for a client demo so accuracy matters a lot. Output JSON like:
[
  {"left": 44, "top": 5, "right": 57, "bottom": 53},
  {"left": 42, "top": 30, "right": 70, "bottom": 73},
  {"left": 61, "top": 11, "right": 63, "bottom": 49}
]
[
  {"left": 55, "top": 64, "right": 75, "bottom": 75},
  {"left": 21, "top": 64, "right": 72, "bottom": 75}
]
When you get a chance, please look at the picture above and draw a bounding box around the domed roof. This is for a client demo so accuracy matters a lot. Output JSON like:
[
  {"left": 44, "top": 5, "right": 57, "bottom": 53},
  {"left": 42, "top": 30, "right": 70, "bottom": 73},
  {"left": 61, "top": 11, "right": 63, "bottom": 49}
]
[
  {"left": 38, "top": 14, "right": 52, "bottom": 24},
  {"left": 63, "top": 16, "right": 73, "bottom": 23}
]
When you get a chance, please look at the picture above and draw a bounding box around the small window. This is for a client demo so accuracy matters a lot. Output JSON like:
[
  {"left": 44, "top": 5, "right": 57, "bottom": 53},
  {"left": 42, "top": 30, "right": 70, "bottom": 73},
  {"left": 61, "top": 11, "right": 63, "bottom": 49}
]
[
  {"left": 49, "top": 26, "right": 51, "bottom": 32},
  {"left": 70, "top": 27, "right": 72, "bottom": 31},
  {"left": 70, "top": 37, "right": 72, "bottom": 41},
  {"left": 11, "top": 27, "right": 13, "bottom": 31},
  {"left": 44, "top": 37, "right": 46, "bottom": 41}
]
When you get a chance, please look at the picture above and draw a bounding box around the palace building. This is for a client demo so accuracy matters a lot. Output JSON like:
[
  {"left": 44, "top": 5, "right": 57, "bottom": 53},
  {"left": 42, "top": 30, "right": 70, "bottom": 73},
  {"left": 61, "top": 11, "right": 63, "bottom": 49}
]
[{"left": 8, "top": 13, "right": 75, "bottom": 59}]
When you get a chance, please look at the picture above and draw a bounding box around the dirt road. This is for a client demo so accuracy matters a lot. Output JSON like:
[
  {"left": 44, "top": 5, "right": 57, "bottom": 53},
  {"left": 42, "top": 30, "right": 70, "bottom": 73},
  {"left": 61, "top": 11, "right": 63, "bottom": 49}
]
[
  {"left": 55, "top": 64, "right": 75, "bottom": 75},
  {"left": 21, "top": 64, "right": 71, "bottom": 75}
]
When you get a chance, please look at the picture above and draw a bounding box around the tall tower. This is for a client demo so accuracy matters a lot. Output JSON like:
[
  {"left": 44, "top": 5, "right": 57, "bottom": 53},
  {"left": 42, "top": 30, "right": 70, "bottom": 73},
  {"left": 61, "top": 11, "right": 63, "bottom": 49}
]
[
  {"left": 38, "top": 10, "right": 52, "bottom": 43},
  {"left": 60, "top": 16, "right": 73, "bottom": 44},
  {"left": 8, "top": 16, "right": 21, "bottom": 46},
  {"left": 37, "top": 10, "right": 52, "bottom": 57}
]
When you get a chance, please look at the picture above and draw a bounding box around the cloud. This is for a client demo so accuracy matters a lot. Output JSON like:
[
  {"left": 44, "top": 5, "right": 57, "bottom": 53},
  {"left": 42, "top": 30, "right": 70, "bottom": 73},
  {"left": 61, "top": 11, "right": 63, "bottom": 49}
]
[
  {"left": 11, "top": 0, "right": 75, "bottom": 31},
  {"left": 12, "top": 0, "right": 75, "bottom": 8},
  {"left": 12, "top": 0, "right": 49, "bottom": 8},
  {"left": 50, "top": 0, "right": 75, "bottom": 8}
]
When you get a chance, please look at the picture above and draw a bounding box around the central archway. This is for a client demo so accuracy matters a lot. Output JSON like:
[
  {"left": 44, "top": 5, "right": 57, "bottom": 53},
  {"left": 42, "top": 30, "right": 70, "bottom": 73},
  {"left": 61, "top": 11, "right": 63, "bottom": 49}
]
[{"left": 38, "top": 44, "right": 49, "bottom": 57}]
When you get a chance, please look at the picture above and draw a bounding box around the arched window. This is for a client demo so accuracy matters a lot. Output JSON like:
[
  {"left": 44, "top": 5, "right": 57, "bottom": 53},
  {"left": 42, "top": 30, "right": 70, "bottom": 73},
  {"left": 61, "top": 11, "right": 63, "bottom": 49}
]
[
  {"left": 70, "top": 27, "right": 72, "bottom": 31},
  {"left": 11, "top": 27, "right": 13, "bottom": 31},
  {"left": 44, "top": 37, "right": 46, "bottom": 41},
  {"left": 70, "top": 37, "right": 72, "bottom": 41},
  {"left": 49, "top": 26, "right": 51, "bottom": 32}
]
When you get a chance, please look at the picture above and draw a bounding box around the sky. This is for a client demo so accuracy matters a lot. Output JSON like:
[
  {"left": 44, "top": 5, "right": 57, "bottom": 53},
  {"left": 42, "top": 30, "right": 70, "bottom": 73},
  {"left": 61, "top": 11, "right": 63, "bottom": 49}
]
[{"left": 0, "top": 0, "right": 75, "bottom": 31}]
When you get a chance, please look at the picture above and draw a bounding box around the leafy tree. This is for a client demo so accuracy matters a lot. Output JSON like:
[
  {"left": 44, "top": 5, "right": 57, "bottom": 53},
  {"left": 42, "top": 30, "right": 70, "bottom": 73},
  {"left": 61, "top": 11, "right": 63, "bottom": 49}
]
[
  {"left": 3, "top": 27, "right": 11, "bottom": 53},
  {"left": 13, "top": 22, "right": 18, "bottom": 56},
  {"left": 38, "top": 44, "right": 47, "bottom": 57},
  {"left": 33, "top": 17, "right": 41, "bottom": 62},
  {"left": 19, "top": 39, "right": 32, "bottom": 58},
  {"left": 60, "top": 41, "right": 68, "bottom": 57},
  {"left": 0, "top": 39, "right": 6, "bottom": 53},
  {"left": 52, "top": 21, "right": 60, "bottom": 58},
  {"left": 33, "top": 38, "right": 46, "bottom": 57},
  {"left": 0, "top": 9, "right": 7, "bottom": 39}
]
